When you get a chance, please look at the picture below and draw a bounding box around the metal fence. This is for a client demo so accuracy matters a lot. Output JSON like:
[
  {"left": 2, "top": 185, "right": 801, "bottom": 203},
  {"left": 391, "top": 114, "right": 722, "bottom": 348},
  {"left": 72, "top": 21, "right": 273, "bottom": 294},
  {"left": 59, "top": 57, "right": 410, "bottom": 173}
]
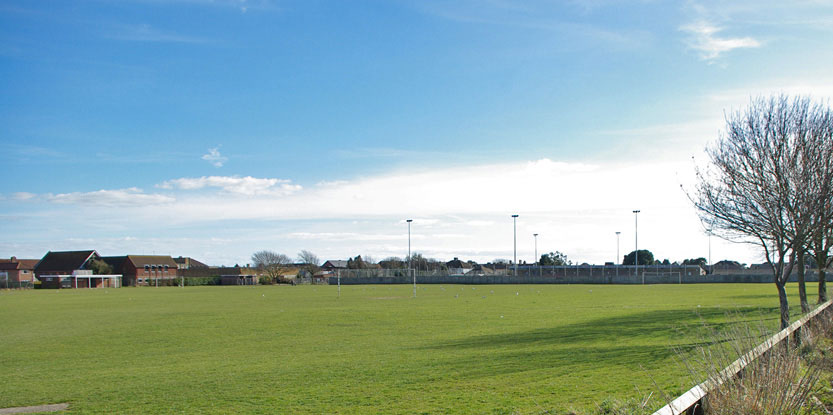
[
  {"left": 330, "top": 265, "right": 702, "bottom": 281},
  {"left": 0, "top": 279, "right": 34, "bottom": 289}
]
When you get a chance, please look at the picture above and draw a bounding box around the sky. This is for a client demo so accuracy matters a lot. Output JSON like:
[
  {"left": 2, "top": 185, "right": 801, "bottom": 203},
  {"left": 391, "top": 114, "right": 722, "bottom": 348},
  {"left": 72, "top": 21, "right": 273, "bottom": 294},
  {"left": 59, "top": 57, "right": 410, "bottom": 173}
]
[{"left": 2, "top": 0, "right": 833, "bottom": 266}]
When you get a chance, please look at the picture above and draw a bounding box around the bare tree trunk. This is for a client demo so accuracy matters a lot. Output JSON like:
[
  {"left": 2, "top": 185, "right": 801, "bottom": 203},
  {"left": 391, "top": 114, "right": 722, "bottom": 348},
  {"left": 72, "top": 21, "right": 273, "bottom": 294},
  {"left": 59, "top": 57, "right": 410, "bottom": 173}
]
[
  {"left": 820, "top": 268, "right": 829, "bottom": 303},
  {"left": 797, "top": 251, "right": 810, "bottom": 312},
  {"left": 777, "top": 282, "right": 790, "bottom": 330}
]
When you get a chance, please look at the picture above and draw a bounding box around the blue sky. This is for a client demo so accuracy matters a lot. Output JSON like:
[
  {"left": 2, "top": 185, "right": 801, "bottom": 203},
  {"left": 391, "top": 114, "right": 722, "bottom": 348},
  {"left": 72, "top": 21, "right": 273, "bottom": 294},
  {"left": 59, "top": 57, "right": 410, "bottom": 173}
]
[{"left": 2, "top": 0, "right": 833, "bottom": 266}]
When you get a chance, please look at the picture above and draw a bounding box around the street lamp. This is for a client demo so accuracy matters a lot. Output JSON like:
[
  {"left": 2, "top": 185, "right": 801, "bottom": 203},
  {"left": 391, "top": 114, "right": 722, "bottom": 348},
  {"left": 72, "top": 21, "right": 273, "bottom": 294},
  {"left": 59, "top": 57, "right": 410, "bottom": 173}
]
[
  {"left": 707, "top": 228, "right": 713, "bottom": 275},
  {"left": 512, "top": 215, "right": 519, "bottom": 277},
  {"left": 533, "top": 233, "right": 538, "bottom": 267},
  {"left": 407, "top": 219, "right": 414, "bottom": 297},
  {"left": 615, "top": 231, "right": 621, "bottom": 264},
  {"left": 633, "top": 210, "right": 640, "bottom": 280}
]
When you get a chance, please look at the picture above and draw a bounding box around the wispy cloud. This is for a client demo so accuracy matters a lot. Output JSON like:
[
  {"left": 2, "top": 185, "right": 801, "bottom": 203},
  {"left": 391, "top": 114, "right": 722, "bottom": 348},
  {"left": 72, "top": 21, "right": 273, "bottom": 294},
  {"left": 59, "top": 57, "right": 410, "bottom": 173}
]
[
  {"left": 680, "top": 20, "right": 761, "bottom": 61},
  {"left": 412, "top": 1, "right": 650, "bottom": 51},
  {"left": 158, "top": 176, "right": 302, "bottom": 196},
  {"left": 126, "top": 0, "right": 276, "bottom": 13},
  {"left": 107, "top": 23, "right": 208, "bottom": 44},
  {"left": 11, "top": 192, "right": 36, "bottom": 201},
  {"left": 201, "top": 147, "right": 228, "bottom": 167},
  {"left": 46, "top": 188, "right": 174, "bottom": 207},
  {"left": 288, "top": 232, "right": 406, "bottom": 242}
]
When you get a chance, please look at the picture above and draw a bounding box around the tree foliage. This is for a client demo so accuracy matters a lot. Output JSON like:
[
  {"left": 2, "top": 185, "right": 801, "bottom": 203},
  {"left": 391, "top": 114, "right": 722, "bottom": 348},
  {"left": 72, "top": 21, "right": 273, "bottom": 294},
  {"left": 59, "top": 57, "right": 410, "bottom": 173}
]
[
  {"left": 347, "top": 255, "right": 368, "bottom": 269},
  {"left": 379, "top": 257, "right": 406, "bottom": 269},
  {"left": 406, "top": 253, "right": 446, "bottom": 271},
  {"left": 622, "top": 250, "right": 654, "bottom": 266},
  {"left": 88, "top": 258, "right": 113, "bottom": 275},
  {"left": 539, "top": 251, "right": 571, "bottom": 266},
  {"left": 682, "top": 257, "right": 708, "bottom": 267}
]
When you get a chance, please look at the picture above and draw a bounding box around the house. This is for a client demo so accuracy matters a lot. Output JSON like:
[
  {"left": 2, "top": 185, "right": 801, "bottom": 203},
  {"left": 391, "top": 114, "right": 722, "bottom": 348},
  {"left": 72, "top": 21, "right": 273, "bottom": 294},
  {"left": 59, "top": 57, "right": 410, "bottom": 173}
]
[
  {"left": 0, "top": 257, "right": 39, "bottom": 287},
  {"left": 711, "top": 260, "right": 746, "bottom": 274},
  {"left": 173, "top": 256, "right": 209, "bottom": 270},
  {"left": 34, "top": 250, "right": 122, "bottom": 289},
  {"left": 119, "top": 255, "right": 179, "bottom": 286},
  {"left": 322, "top": 260, "right": 349, "bottom": 271},
  {"left": 445, "top": 258, "right": 473, "bottom": 275}
]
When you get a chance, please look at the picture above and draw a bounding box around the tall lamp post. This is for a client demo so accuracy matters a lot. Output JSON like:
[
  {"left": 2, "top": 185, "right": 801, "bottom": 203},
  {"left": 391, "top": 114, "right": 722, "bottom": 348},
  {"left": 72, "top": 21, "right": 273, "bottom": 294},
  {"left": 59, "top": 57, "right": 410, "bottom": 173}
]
[
  {"left": 533, "top": 233, "right": 539, "bottom": 276},
  {"left": 615, "top": 231, "right": 621, "bottom": 264},
  {"left": 407, "top": 219, "right": 414, "bottom": 297},
  {"left": 533, "top": 233, "right": 538, "bottom": 266},
  {"left": 512, "top": 214, "right": 519, "bottom": 277},
  {"left": 633, "top": 210, "right": 640, "bottom": 280},
  {"left": 707, "top": 228, "right": 712, "bottom": 275}
]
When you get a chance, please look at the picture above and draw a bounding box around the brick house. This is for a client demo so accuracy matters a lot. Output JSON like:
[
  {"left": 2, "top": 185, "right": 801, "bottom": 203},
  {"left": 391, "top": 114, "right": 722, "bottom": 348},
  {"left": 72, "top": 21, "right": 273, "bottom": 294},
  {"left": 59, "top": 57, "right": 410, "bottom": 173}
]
[
  {"left": 173, "top": 256, "right": 209, "bottom": 270},
  {"left": 115, "top": 255, "right": 179, "bottom": 286},
  {"left": 0, "top": 257, "right": 39, "bottom": 286},
  {"left": 321, "top": 260, "right": 348, "bottom": 272}
]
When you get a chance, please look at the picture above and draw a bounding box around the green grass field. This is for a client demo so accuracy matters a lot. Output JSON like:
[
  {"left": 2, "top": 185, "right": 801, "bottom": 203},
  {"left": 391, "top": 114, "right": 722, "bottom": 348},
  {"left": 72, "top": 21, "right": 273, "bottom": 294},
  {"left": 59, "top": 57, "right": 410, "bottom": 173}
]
[{"left": 0, "top": 283, "right": 817, "bottom": 414}]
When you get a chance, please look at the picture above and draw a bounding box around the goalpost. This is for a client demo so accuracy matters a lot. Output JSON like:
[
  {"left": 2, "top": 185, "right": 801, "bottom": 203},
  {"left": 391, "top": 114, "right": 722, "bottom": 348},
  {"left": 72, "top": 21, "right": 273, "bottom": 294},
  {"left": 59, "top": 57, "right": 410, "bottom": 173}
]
[{"left": 640, "top": 271, "right": 683, "bottom": 284}]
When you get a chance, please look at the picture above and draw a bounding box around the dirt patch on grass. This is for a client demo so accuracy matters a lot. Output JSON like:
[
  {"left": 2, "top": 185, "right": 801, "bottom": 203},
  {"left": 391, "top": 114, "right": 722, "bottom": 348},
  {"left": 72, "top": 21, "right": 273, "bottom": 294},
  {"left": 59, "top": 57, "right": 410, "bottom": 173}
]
[{"left": 0, "top": 403, "right": 69, "bottom": 414}]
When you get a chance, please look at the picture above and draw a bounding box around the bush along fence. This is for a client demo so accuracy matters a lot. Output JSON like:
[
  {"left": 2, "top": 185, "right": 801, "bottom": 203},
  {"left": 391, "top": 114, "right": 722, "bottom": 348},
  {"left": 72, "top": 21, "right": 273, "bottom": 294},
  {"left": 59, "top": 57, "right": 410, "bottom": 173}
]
[{"left": 653, "top": 299, "right": 833, "bottom": 415}]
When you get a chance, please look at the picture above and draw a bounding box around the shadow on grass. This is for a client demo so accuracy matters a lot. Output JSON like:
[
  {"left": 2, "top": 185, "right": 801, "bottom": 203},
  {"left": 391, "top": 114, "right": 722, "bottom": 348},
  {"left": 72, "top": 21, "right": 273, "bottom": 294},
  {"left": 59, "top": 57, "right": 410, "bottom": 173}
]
[
  {"left": 411, "top": 306, "right": 784, "bottom": 382},
  {"left": 419, "top": 306, "right": 777, "bottom": 352}
]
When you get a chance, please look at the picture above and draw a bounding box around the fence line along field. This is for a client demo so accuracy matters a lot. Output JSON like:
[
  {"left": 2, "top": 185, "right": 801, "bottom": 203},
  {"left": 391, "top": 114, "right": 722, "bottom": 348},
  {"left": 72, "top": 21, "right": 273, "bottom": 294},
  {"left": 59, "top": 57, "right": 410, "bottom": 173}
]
[{"left": 0, "top": 284, "right": 810, "bottom": 414}]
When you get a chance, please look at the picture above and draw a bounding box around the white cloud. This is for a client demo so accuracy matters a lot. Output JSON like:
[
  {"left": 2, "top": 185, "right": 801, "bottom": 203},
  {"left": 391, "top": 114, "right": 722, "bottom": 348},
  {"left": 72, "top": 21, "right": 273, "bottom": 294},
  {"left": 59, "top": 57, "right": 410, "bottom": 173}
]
[
  {"left": 201, "top": 147, "right": 228, "bottom": 167},
  {"left": 6, "top": 157, "right": 763, "bottom": 266},
  {"left": 159, "top": 175, "right": 302, "bottom": 196},
  {"left": 288, "top": 232, "right": 406, "bottom": 242},
  {"left": 46, "top": 188, "right": 175, "bottom": 207},
  {"left": 11, "top": 192, "right": 36, "bottom": 201},
  {"left": 680, "top": 20, "right": 761, "bottom": 61}
]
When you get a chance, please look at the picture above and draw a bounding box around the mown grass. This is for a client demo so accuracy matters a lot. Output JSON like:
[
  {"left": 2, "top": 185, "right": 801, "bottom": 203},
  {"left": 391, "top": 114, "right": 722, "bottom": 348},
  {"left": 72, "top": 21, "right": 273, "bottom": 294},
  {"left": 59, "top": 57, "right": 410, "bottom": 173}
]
[{"left": 0, "top": 283, "right": 815, "bottom": 414}]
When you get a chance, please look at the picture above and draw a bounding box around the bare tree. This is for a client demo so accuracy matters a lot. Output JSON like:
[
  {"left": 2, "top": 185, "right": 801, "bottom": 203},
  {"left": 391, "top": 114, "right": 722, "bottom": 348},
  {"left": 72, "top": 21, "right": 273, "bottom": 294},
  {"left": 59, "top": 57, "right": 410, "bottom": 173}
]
[
  {"left": 298, "top": 250, "right": 320, "bottom": 267},
  {"left": 806, "top": 109, "right": 833, "bottom": 303},
  {"left": 692, "top": 95, "right": 831, "bottom": 329},
  {"left": 297, "top": 250, "right": 321, "bottom": 279},
  {"left": 251, "top": 250, "right": 292, "bottom": 284}
]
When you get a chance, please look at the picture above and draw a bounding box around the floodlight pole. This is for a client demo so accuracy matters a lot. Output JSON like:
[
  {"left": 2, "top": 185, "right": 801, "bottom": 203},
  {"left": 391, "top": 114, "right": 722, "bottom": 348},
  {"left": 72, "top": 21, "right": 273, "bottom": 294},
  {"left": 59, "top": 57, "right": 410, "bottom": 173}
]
[
  {"left": 407, "top": 219, "right": 414, "bottom": 298},
  {"left": 533, "top": 233, "right": 539, "bottom": 276},
  {"left": 633, "top": 210, "right": 640, "bottom": 283},
  {"left": 708, "top": 229, "right": 713, "bottom": 275},
  {"left": 512, "top": 215, "right": 519, "bottom": 277},
  {"left": 615, "top": 231, "right": 621, "bottom": 264}
]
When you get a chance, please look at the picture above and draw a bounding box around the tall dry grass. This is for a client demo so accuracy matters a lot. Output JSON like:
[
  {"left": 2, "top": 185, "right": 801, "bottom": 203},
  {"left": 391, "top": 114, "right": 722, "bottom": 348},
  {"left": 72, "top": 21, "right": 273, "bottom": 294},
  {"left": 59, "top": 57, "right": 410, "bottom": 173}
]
[{"left": 675, "top": 310, "right": 833, "bottom": 415}]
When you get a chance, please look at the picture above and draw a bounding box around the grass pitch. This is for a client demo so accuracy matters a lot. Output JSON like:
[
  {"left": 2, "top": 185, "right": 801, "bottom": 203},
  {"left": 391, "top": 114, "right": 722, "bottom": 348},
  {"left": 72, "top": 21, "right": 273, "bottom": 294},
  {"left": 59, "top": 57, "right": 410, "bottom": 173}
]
[{"left": 0, "top": 283, "right": 813, "bottom": 414}]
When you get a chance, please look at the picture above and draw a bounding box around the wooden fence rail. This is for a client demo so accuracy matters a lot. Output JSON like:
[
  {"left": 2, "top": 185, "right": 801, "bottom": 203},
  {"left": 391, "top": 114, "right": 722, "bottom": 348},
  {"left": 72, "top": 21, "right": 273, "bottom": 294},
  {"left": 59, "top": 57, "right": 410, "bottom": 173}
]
[{"left": 653, "top": 299, "right": 833, "bottom": 415}]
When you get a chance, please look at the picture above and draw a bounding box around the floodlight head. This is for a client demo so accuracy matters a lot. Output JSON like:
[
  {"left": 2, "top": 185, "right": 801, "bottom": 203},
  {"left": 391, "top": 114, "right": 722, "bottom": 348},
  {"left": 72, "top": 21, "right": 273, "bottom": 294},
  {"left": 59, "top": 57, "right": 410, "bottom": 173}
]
[
  {"left": 533, "top": 233, "right": 538, "bottom": 237},
  {"left": 511, "top": 214, "right": 519, "bottom": 218},
  {"left": 616, "top": 231, "right": 621, "bottom": 235},
  {"left": 406, "top": 219, "right": 412, "bottom": 223},
  {"left": 633, "top": 210, "right": 640, "bottom": 213}
]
